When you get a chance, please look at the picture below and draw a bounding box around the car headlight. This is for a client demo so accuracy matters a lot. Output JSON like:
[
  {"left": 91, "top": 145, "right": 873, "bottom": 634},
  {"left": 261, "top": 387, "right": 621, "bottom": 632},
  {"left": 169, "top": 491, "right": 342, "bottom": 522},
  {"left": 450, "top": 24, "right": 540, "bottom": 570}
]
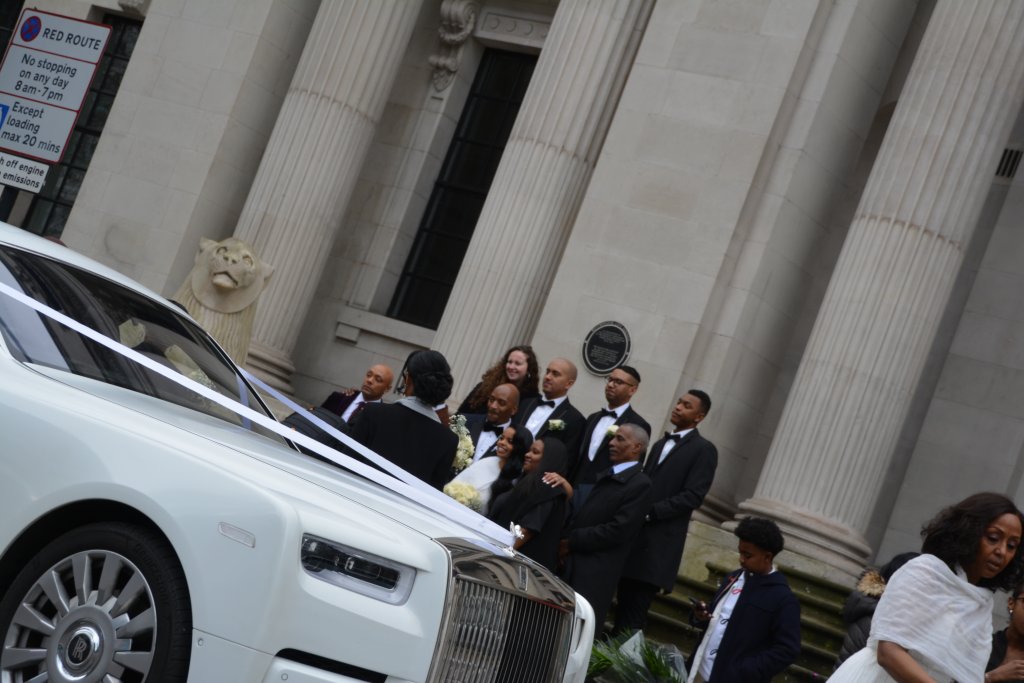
[{"left": 300, "top": 534, "right": 416, "bottom": 605}]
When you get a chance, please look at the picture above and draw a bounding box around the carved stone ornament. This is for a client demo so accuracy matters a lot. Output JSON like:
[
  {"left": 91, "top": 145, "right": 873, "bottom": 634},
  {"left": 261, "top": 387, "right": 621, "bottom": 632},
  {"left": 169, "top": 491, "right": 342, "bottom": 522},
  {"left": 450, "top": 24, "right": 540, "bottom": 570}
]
[
  {"left": 172, "top": 237, "right": 274, "bottom": 364},
  {"left": 428, "top": 0, "right": 479, "bottom": 91},
  {"left": 117, "top": 0, "right": 151, "bottom": 16}
]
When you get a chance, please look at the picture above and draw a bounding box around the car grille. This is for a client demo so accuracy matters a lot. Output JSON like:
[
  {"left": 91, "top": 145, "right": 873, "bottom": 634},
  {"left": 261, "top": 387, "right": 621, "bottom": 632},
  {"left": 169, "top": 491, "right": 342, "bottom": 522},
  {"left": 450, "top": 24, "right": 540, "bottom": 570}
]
[{"left": 429, "top": 539, "right": 576, "bottom": 683}]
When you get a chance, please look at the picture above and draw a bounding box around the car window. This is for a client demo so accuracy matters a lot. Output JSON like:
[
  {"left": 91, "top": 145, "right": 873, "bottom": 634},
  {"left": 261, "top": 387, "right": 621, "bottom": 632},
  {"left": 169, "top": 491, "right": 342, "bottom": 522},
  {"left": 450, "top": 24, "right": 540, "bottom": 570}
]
[{"left": 0, "top": 244, "right": 286, "bottom": 443}]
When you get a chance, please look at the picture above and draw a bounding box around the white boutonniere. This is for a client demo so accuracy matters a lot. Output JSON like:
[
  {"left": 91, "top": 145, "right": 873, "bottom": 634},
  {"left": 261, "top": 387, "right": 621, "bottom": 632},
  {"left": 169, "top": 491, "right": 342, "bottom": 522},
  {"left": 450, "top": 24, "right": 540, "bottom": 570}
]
[
  {"left": 548, "top": 419, "right": 566, "bottom": 431},
  {"left": 606, "top": 424, "right": 619, "bottom": 436}
]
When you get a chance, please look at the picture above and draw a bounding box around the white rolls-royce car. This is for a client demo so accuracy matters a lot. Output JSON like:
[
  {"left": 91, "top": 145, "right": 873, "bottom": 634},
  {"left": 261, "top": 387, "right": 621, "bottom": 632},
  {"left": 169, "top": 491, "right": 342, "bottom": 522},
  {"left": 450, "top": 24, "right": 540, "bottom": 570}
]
[{"left": 0, "top": 223, "right": 593, "bottom": 683}]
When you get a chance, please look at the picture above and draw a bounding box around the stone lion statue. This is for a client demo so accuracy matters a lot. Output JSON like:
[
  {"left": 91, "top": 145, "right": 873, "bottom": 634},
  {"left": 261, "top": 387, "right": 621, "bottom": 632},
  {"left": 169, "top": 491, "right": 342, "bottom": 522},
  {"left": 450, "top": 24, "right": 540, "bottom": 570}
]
[{"left": 173, "top": 237, "right": 273, "bottom": 363}]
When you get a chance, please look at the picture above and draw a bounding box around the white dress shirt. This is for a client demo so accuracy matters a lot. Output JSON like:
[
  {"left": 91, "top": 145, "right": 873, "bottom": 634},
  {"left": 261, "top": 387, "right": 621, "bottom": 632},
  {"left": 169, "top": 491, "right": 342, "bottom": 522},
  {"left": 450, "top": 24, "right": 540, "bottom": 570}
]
[
  {"left": 340, "top": 393, "right": 366, "bottom": 422},
  {"left": 524, "top": 394, "right": 567, "bottom": 436},
  {"left": 657, "top": 427, "right": 694, "bottom": 466},
  {"left": 586, "top": 404, "right": 628, "bottom": 461}
]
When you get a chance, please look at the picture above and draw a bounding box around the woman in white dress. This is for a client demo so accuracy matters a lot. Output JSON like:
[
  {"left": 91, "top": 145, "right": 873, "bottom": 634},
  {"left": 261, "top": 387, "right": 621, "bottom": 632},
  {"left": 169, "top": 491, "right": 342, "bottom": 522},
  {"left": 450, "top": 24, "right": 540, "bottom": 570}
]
[
  {"left": 448, "top": 425, "right": 532, "bottom": 512},
  {"left": 830, "top": 492, "right": 1024, "bottom": 683}
]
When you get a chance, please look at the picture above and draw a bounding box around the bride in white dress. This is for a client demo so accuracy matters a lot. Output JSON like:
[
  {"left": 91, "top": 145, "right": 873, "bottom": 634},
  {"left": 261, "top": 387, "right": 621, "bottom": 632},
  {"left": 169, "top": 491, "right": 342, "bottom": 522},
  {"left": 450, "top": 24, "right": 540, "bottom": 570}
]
[{"left": 449, "top": 425, "right": 532, "bottom": 512}]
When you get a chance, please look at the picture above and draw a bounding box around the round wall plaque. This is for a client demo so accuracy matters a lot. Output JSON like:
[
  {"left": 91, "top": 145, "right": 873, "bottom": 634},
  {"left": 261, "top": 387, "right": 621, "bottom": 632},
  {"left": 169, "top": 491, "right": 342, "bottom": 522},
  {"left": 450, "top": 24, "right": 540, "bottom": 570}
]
[{"left": 582, "top": 321, "right": 631, "bottom": 375}]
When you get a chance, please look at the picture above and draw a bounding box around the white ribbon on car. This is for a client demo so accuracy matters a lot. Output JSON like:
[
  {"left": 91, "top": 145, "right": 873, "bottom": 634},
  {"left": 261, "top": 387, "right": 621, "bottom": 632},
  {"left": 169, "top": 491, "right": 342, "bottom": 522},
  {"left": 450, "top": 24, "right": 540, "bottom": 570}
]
[{"left": 0, "top": 281, "right": 513, "bottom": 547}]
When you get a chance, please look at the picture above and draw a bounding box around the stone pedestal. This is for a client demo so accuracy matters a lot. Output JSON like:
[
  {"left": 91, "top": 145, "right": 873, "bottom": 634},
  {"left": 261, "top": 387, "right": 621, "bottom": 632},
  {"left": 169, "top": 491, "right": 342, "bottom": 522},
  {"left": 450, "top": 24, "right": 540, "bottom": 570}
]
[
  {"left": 432, "top": 0, "right": 652, "bottom": 401},
  {"left": 235, "top": 0, "right": 423, "bottom": 392},
  {"left": 737, "top": 0, "right": 1024, "bottom": 576}
]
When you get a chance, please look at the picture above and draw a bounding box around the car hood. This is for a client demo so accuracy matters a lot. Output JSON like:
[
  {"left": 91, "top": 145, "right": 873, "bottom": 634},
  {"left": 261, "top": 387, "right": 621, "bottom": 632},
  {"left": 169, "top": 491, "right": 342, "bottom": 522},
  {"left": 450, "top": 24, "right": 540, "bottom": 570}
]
[{"left": 26, "top": 362, "right": 505, "bottom": 552}]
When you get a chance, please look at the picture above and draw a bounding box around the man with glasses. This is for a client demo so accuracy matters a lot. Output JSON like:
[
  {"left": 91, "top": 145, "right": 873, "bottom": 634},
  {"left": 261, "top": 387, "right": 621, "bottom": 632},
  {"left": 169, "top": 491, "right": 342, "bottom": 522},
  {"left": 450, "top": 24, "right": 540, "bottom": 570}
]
[{"left": 570, "top": 366, "right": 651, "bottom": 487}]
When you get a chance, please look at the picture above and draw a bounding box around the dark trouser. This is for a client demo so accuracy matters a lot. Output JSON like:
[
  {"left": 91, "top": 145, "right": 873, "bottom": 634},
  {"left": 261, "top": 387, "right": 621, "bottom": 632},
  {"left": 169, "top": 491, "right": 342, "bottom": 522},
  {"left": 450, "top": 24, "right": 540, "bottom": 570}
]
[{"left": 612, "top": 577, "right": 660, "bottom": 634}]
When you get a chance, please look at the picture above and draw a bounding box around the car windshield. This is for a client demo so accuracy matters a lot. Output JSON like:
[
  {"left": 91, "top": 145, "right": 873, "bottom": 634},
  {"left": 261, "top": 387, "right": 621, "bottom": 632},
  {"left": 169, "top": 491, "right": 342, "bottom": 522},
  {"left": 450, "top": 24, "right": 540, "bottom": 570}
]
[{"left": 0, "top": 244, "right": 286, "bottom": 443}]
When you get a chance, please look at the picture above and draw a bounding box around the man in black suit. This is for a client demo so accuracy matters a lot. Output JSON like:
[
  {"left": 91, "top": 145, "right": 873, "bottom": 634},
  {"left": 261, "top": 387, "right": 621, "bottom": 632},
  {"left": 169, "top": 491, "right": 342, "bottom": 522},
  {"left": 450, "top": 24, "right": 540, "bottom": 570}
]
[
  {"left": 466, "top": 383, "right": 519, "bottom": 462},
  {"left": 320, "top": 363, "right": 394, "bottom": 423},
  {"left": 516, "top": 358, "right": 586, "bottom": 457},
  {"left": 282, "top": 363, "right": 393, "bottom": 448},
  {"left": 572, "top": 365, "right": 651, "bottom": 486},
  {"left": 612, "top": 389, "right": 718, "bottom": 635},
  {"left": 560, "top": 423, "right": 653, "bottom": 632}
]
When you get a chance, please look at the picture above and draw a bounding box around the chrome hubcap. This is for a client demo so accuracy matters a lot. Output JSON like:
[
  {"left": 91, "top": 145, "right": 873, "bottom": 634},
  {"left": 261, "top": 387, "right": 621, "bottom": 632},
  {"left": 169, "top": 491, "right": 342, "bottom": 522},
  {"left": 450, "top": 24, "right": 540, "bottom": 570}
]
[
  {"left": 2, "top": 549, "right": 157, "bottom": 683},
  {"left": 58, "top": 622, "right": 103, "bottom": 675}
]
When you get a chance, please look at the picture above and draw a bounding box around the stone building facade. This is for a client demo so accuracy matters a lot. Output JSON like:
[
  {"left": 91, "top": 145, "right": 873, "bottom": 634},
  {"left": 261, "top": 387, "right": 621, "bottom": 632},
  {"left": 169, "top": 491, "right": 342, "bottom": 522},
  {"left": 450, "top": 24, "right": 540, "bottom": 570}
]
[{"left": 3, "top": 0, "right": 1023, "bottom": 584}]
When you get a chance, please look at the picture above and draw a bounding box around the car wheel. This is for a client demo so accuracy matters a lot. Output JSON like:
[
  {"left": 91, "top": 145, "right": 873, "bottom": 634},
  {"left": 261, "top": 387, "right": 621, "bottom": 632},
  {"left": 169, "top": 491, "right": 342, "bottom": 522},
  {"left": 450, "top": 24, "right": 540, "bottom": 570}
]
[{"left": 0, "top": 522, "right": 191, "bottom": 683}]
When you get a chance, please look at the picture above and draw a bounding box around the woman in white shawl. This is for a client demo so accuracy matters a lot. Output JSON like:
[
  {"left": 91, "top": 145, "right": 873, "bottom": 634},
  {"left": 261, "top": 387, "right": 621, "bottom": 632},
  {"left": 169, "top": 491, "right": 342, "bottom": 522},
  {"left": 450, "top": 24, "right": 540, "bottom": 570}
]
[{"left": 830, "top": 492, "right": 1024, "bottom": 683}]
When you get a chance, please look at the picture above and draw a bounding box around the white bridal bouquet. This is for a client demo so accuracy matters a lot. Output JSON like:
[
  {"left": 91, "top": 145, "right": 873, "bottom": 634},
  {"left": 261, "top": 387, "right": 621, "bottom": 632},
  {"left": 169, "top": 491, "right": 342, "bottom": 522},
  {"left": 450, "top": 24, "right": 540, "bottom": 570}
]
[
  {"left": 443, "top": 480, "right": 482, "bottom": 512},
  {"left": 448, "top": 413, "right": 474, "bottom": 473}
]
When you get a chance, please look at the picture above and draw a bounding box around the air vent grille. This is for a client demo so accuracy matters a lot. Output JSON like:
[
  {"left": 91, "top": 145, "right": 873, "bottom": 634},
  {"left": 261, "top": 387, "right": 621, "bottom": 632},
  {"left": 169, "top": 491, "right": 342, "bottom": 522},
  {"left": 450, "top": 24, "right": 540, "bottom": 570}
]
[{"left": 996, "top": 147, "right": 1021, "bottom": 179}]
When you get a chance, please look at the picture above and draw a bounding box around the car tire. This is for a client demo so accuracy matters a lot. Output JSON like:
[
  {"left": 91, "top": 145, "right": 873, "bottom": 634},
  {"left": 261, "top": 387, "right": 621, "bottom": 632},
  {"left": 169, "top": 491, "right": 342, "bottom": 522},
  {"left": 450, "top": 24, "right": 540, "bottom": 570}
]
[{"left": 0, "top": 522, "right": 191, "bottom": 683}]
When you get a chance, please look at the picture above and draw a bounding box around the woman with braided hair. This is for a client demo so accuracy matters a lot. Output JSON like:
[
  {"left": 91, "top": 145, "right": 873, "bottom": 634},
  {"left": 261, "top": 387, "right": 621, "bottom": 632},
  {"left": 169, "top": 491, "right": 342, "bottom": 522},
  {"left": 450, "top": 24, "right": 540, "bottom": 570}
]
[{"left": 348, "top": 350, "right": 458, "bottom": 490}]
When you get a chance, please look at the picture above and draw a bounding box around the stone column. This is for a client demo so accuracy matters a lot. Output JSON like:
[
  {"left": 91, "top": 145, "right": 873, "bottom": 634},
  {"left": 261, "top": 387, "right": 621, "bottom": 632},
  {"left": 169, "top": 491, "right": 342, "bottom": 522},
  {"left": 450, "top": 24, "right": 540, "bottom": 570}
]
[
  {"left": 236, "top": 0, "right": 422, "bottom": 391},
  {"left": 737, "top": 0, "right": 1024, "bottom": 576},
  {"left": 432, "top": 0, "right": 652, "bottom": 401}
]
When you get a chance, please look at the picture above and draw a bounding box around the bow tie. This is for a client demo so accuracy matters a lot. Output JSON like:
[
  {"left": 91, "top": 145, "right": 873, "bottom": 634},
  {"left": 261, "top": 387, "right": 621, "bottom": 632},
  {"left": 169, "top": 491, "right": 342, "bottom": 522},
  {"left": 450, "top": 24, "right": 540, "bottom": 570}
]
[
  {"left": 483, "top": 422, "right": 504, "bottom": 435},
  {"left": 664, "top": 432, "right": 681, "bottom": 442},
  {"left": 537, "top": 399, "right": 556, "bottom": 408},
  {"left": 600, "top": 408, "right": 618, "bottom": 418}
]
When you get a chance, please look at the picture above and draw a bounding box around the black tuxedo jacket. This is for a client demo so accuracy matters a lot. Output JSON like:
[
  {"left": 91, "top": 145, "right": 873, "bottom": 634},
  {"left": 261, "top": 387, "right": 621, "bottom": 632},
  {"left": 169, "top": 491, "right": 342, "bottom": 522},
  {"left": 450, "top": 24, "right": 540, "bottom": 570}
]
[
  {"left": 563, "top": 464, "right": 653, "bottom": 628},
  {"left": 321, "top": 389, "right": 357, "bottom": 416},
  {"left": 571, "top": 406, "right": 651, "bottom": 485},
  {"left": 347, "top": 403, "right": 456, "bottom": 490},
  {"left": 515, "top": 396, "right": 586, "bottom": 457},
  {"left": 620, "top": 428, "right": 718, "bottom": 590}
]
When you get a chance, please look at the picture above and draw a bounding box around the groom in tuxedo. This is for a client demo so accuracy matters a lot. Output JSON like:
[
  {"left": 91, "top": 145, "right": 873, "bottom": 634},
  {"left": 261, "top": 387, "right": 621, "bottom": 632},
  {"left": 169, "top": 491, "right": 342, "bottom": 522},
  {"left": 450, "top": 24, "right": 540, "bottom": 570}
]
[
  {"left": 515, "top": 358, "right": 586, "bottom": 457},
  {"left": 571, "top": 365, "right": 651, "bottom": 486},
  {"left": 612, "top": 389, "right": 717, "bottom": 635},
  {"left": 466, "top": 383, "right": 519, "bottom": 462}
]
